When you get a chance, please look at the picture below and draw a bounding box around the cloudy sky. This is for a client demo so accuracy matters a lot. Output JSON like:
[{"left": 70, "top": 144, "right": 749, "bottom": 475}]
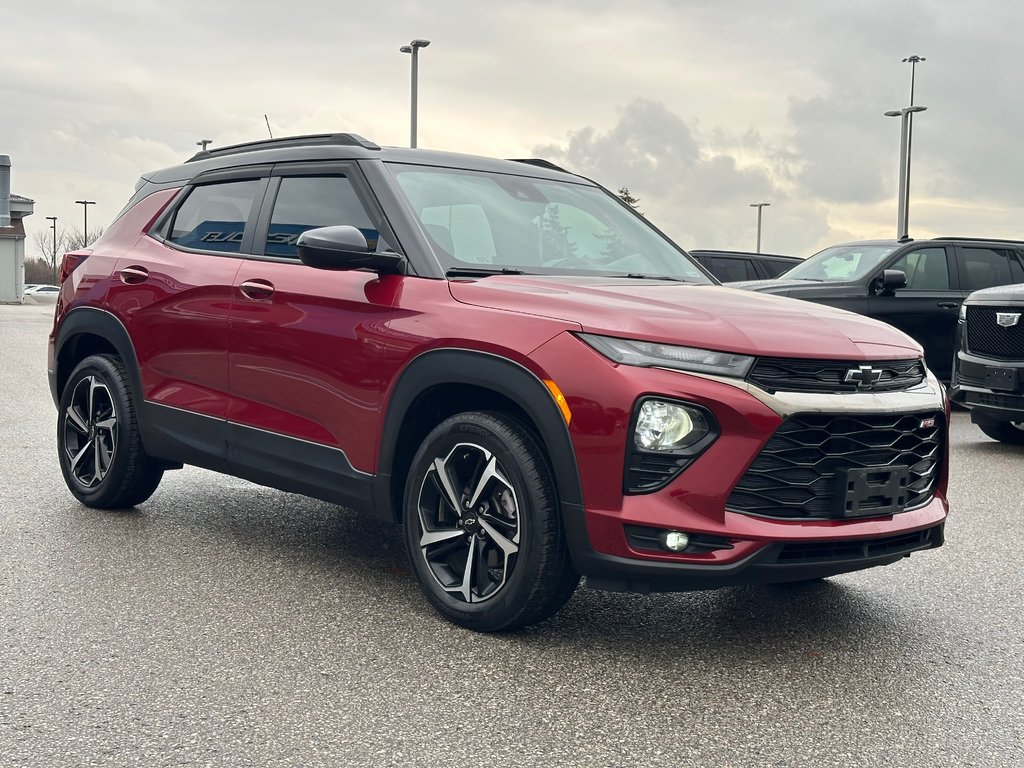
[{"left": 2, "top": 0, "right": 1021, "bottom": 259}]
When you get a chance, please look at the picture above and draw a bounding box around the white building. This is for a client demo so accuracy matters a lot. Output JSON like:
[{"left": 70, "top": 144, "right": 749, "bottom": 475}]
[{"left": 0, "top": 155, "right": 35, "bottom": 303}]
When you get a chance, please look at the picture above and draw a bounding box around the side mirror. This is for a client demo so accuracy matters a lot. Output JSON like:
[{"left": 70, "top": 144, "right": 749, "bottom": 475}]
[
  {"left": 297, "top": 225, "right": 405, "bottom": 274},
  {"left": 873, "top": 268, "right": 907, "bottom": 295}
]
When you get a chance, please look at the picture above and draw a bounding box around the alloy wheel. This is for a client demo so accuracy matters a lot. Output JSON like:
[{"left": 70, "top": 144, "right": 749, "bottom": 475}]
[
  {"left": 62, "top": 375, "right": 118, "bottom": 488},
  {"left": 415, "top": 442, "right": 522, "bottom": 603}
]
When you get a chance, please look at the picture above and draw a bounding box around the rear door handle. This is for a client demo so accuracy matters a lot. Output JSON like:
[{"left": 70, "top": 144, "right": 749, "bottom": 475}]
[
  {"left": 239, "top": 279, "right": 275, "bottom": 300},
  {"left": 937, "top": 301, "right": 959, "bottom": 309},
  {"left": 119, "top": 265, "right": 149, "bottom": 284}
]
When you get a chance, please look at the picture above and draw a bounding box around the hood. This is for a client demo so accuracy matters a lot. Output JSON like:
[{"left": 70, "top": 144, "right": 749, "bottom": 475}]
[
  {"left": 728, "top": 278, "right": 825, "bottom": 294},
  {"left": 964, "top": 283, "right": 1024, "bottom": 304},
  {"left": 448, "top": 276, "right": 921, "bottom": 360}
]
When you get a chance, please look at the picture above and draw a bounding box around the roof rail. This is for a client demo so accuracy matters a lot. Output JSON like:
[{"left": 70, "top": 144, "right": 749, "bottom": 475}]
[
  {"left": 186, "top": 133, "right": 380, "bottom": 162},
  {"left": 507, "top": 158, "right": 571, "bottom": 174},
  {"left": 934, "top": 236, "right": 1024, "bottom": 245}
]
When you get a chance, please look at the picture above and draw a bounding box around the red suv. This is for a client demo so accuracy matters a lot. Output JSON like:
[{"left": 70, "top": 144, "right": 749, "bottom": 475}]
[{"left": 49, "top": 134, "right": 949, "bottom": 631}]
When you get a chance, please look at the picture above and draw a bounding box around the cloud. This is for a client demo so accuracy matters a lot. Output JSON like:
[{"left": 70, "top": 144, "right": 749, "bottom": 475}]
[{"left": 537, "top": 99, "right": 831, "bottom": 255}]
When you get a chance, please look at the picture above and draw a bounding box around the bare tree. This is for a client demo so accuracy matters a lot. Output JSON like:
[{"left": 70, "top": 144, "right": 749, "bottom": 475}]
[
  {"left": 24, "top": 257, "right": 55, "bottom": 285},
  {"left": 65, "top": 226, "right": 106, "bottom": 250},
  {"left": 31, "top": 227, "right": 71, "bottom": 284}
]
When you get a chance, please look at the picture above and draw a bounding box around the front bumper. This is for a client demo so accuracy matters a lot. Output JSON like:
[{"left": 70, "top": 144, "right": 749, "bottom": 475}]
[
  {"left": 575, "top": 521, "right": 945, "bottom": 593},
  {"left": 951, "top": 349, "right": 1024, "bottom": 424},
  {"left": 532, "top": 335, "right": 950, "bottom": 593}
]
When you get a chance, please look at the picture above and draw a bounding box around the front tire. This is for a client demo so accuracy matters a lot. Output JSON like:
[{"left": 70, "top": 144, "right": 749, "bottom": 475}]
[
  {"left": 57, "top": 354, "right": 164, "bottom": 508},
  {"left": 977, "top": 420, "right": 1024, "bottom": 445},
  {"left": 403, "top": 411, "right": 579, "bottom": 632}
]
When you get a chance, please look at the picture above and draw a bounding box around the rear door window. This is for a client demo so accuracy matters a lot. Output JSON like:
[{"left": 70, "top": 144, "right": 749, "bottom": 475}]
[
  {"left": 168, "top": 180, "right": 262, "bottom": 253},
  {"left": 957, "top": 247, "right": 1015, "bottom": 291},
  {"left": 708, "top": 256, "right": 756, "bottom": 282},
  {"left": 1011, "top": 251, "right": 1024, "bottom": 283}
]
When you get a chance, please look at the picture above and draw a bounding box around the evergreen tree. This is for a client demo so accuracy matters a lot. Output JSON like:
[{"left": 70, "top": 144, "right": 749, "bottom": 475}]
[{"left": 617, "top": 187, "right": 642, "bottom": 215}]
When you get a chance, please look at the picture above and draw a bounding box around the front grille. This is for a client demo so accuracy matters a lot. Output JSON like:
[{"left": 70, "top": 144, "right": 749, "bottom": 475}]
[
  {"left": 966, "top": 306, "right": 1024, "bottom": 360},
  {"left": 747, "top": 357, "right": 925, "bottom": 394},
  {"left": 727, "top": 412, "right": 944, "bottom": 520},
  {"left": 772, "top": 526, "right": 941, "bottom": 564}
]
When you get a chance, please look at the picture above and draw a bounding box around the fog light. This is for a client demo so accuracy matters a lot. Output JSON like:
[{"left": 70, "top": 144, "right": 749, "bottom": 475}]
[{"left": 662, "top": 531, "right": 690, "bottom": 551}]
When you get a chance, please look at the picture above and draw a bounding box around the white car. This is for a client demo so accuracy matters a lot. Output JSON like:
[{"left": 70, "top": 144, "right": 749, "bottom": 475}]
[{"left": 23, "top": 284, "right": 60, "bottom": 303}]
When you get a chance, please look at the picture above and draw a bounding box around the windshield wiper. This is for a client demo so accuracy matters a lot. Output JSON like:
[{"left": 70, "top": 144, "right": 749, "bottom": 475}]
[
  {"left": 446, "top": 266, "right": 528, "bottom": 278},
  {"left": 621, "top": 273, "right": 689, "bottom": 283}
]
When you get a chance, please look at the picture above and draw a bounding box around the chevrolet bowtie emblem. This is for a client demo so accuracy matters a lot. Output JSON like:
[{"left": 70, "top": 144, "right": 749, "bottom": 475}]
[{"left": 844, "top": 365, "right": 884, "bottom": 388}]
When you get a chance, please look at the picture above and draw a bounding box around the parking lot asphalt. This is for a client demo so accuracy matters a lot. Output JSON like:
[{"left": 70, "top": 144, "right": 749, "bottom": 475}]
[{"left": 1, "top": 302, "right": 1022, "bottom": 767}]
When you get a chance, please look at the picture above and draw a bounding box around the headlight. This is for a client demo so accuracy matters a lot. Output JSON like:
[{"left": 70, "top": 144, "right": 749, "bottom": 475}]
[
  {"left": 635, "top": 400, "right": 709, "bottom": 451},
  {"left": 578, "top": 333, "right": 754, "bottom": 378},
  {"left": 959, "top": 303, "right": 967, "bottom": 322}
]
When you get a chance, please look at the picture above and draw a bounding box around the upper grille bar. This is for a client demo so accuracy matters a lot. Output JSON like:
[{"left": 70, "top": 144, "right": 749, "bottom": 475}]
[{"left": 746, "top": 357, "right": 925, "bottom": 394}]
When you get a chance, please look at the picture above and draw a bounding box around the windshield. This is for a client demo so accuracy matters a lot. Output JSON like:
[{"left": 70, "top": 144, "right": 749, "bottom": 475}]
[
  {"left": 784, "top": 243, "right": 898, "bottom": 282},
  {"left": 387, "top": 164, "right": 712, "bottom": 283}
]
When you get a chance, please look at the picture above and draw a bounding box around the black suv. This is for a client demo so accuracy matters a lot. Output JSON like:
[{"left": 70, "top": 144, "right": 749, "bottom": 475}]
[
  {"left": 951, "top": 284, "right": 1024, "bottom": 443},
  {"left": 732, "top": 238, "right": 1024, "bottom": 381},
  {"left": 688, "top": 249, "right": 800, "bottom": 282}
]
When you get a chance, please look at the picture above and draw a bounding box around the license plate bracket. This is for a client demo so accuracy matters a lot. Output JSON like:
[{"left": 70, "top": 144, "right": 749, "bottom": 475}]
[
  {"left": 984, "top": 366, "right": 1018, "bottom": 392},
  {"left": 834, "top": 465, "right": 910, "bottom": 518}
]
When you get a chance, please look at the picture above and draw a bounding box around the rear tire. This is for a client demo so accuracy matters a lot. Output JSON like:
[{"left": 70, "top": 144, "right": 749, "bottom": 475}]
[
  {"left": 57, "top": 354, "right": 164, "bottom": 509},
  {"left": 977, "top": 420, "right": 1024, "bottom": 445},
  {"left": 403, "top": 411, "right": 579, "bottom": 632}
]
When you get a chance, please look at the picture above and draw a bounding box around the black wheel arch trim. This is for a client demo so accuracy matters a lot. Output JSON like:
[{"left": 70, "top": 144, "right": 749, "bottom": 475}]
[
  {"left": 374, "top": 348, "right": 585, "bottom": 526},
  {"left": 52, "top": 307, "right": 144, "bottom": 409}
]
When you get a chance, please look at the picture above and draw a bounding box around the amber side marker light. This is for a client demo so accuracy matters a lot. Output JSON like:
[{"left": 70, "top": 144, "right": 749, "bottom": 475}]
[{"left": 543, "top": 379, "right": 572, "bottom": 425}]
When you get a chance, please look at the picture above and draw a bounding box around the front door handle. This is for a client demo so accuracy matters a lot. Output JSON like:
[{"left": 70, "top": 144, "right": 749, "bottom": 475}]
[
  {"left": 239, "top": 279, "right": 275, "bottom": 300},
  {"left": 937, "top": 301, "right": 959, "bottom": 309},
  {"left": 119, "top": 265, "right": 149, "bottom": 284}
]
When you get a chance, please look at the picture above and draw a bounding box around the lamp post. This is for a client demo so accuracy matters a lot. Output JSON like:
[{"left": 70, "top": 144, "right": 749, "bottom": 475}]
[
  {"left": 196, "top": 139, "right": 213, "bottom": 151},
  {"left": 901, "top": 53, "right": 925, "bottom": 222},
  {"left": 883, "top": 106, "right": 927, "bottom": 239},
  {"left": 74, "top": 199, "right": 95, "bottom": 247},
  {"left": 901, "top": 55, "right": 925, "bottom": 237},
  {"left": 399, "top": 38, "right": 431, "bottom": 148},
  {"left": 45, "top": 216, "right": 58, "bottom": 282},
  {"left": 749, "top": 202, "right": 770, "bottom": 253}
]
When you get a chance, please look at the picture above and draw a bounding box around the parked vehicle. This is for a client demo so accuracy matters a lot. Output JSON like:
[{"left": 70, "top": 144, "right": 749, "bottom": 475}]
[
  {"left": 24, "top": 284, "right": 60, "bottom": 303},
  {"left": 732, "top": 238, "right": 1024, "bottom": 382},
  {"left": 951, "top": 283, "right": 1024, "bottom": 443},
  {"left": 48, "top": 133, "right": 949, "bottom": 631},
  {"left": 688, "top": 249, "right": 801, "bottom": 282}
]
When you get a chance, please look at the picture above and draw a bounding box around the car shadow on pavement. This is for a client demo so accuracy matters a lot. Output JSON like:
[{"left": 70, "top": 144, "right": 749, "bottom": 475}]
[{"left": 55, "top": 471, "right": 930, "bottom": 666}]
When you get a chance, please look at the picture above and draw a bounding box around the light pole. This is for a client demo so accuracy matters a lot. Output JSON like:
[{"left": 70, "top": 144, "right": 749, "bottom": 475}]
[
  {"left": 45, "top": 216, "right": 58, "bottom": 283},
  {"left": 196, "top": 139, "right": 213, "bottom": 151},
  {"left": 884, "top": 106, "right": 927, "bottom": 239},
  {"left": 749, "top": 202, "right": 770, "bottom": 253},
  {"left": 399, "top": 38, "right": 431, "bottom": 148},
  {"left": 902, "top": 56, "right": 925, "bottom": 219},
  {"left": 74, "top": 200, "right": 95, "bottom": 247}
]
